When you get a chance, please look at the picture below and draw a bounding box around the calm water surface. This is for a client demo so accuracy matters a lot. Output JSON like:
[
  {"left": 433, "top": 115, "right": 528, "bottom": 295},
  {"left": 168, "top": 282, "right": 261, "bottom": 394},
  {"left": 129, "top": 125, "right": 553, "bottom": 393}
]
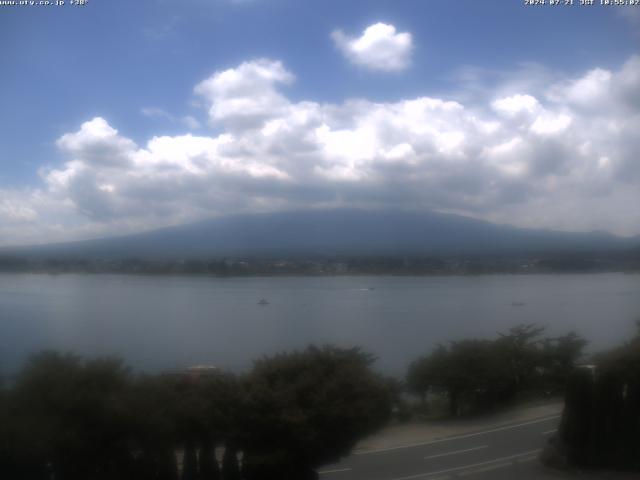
[{"left": 1, "top": 273, "right": 639, "bottom": 376}]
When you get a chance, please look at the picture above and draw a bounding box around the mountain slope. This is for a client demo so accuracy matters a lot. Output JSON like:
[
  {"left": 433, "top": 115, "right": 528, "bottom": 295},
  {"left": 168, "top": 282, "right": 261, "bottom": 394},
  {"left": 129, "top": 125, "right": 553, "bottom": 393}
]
[{"left": 5, "top": 209, "right": 638, "bottom": 258}]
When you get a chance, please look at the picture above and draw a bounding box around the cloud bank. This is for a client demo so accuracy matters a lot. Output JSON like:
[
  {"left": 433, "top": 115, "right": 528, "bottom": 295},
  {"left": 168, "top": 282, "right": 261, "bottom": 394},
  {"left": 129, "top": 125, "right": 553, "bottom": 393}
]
[{"left": 2, "top": 55, "right": 640, "bottom": 246}]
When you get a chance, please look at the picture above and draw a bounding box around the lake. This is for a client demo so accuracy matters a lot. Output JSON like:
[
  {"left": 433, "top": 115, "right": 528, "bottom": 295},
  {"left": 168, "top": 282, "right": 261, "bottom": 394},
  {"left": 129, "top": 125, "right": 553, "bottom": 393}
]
[{"left": 1, "top": 273, "right": 639, "bottom": 377}]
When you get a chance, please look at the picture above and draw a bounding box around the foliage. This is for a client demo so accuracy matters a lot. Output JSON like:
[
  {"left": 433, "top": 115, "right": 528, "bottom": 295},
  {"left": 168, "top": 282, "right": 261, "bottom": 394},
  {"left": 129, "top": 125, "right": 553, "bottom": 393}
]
[
  {"left": 540, "top": 332, "right": 588, "bottom": 393},
  {"left": 5, "top": 352, "right": 133, "bottom": 480},
  {"left": 0, "top": 346, "right": 391, "bottom": 480},
  {"left": 241, "top": 346, "right": 392, "bottom": 480},
  {"left": 557, "top": 323, "right": 640, "bottom": 470},
  {"left": 407, "top": 325, "right": 586, "bottom": 416}
]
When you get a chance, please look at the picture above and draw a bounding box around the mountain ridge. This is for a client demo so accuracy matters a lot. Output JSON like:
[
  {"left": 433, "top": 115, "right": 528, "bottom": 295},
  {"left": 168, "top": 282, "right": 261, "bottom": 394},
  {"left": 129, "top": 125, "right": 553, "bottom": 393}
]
[{"left": 3, "top": 209, "right": 638, "bottom": 259}]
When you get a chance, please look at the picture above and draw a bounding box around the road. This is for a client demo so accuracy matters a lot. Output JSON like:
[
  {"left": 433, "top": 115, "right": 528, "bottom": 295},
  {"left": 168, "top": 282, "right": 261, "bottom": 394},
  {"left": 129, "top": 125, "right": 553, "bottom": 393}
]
[{"left": 318, "top": 415, "right": 563, "bottom": 480}]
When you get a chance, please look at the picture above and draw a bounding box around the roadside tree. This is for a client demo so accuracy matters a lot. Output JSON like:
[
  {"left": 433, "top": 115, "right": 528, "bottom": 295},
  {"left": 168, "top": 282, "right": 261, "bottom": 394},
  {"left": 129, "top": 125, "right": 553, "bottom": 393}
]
[{"left": 240, "top": 345, "right": 392, "bottom": 480}]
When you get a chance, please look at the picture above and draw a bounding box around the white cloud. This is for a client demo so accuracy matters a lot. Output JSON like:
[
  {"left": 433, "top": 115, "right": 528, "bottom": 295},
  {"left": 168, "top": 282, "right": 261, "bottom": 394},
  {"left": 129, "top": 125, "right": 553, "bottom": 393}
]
[
  {"left": 141, "top": 107, "right": 169, "bottom": 118},
  {"left": 141, "top": 107, "right": 202, "bottom": 129},
  {"left": 182, "top": 116, "right": 201, "bottom": 129},
  {"left": 3, "top": 55, "right": 640, "bottom": 245},
  {"left": 618, "top": 55, "right": 640, "bottom": 109},
  {"left": 0, "top": 195, "right": 38, "bottom": 222},
  {"left": 56, "top": 117, "right": 136, "bottom": 168},
  {"left": 563, "top": 68, "right": 612, "bottom": 109},
  {"left": 332, "top": 23, "right": 413, "bottom": 72},
  {"left": 492, "top": 94, "right": 539, "bottom": 117},
  {"left": 194, "top": 58, "right": 294, "bottom": 129},
  {"left": 530, "top": 112, "right": 572, "bottom": 136}
]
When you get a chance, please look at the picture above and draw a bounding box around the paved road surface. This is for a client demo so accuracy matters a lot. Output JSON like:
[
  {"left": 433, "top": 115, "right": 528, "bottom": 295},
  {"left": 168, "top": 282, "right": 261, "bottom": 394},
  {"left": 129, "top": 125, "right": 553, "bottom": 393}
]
[{"left": 318, "top": 415, "right": 563, "bottom": 480}]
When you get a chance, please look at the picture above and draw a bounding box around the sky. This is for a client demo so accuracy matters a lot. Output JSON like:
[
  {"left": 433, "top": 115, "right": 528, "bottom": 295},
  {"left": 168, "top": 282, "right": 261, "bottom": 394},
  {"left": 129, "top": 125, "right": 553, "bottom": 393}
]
[{"left": 1, "top": 0, "right": 640, "bottom": 246}]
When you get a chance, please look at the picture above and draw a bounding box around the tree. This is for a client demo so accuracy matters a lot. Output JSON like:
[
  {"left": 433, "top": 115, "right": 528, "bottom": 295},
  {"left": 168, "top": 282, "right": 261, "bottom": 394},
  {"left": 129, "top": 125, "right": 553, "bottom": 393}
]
[
  {"left": 0, "top": 373, "right": 19, "bottom": 477},
  {"left": 9, "top": 351, "right": 133, "bottom": 480},
  {"left": 407, "top": 351, "right": 436, "bottom": 407},
  {"left": 407, "top": 340, "right": 513, "bottom": 416},
  {"left": 125, "top": 375, "right": 181, "bottom": 480},
  {"left": 548, "top": 323, "right": 640, "bottom": 471},
  {"left": 2, "top": 346, "right": 393, "bottom": 479},
  {"left": 125, "top": 369, "right": 242, "bottom": 480},
  {"left": 540, "top": 332, "right": 587, "bottom": 394},
  {"left": 495, "top": 324, "right": 546, "bottom": 395},
  {"left": 407, "top": 325, "right": 583, "bottom": 416},
  {"left": 407, "top": 345, "right": 452, "bottom": 413},
  {"left": 240, "top": 345, "right": 391, "bottom": 480}
]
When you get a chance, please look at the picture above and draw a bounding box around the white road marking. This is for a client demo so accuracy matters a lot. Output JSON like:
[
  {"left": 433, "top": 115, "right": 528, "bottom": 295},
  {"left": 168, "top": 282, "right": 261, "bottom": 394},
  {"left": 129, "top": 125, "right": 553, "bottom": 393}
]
[
  {"left": 458, "top": 461, "right": 511, "bottom": 476},
  {"left": 318, "top": 467, "right": 352, "bottom": 475},
  {"left": 542, "top": 429, "right": 557, "bottom": 435},
  {"left": 516, "top": 455, "right": 539, "bottom": 463},
  {"left": 355, "top": 415, "right": 560, "bottom": 455},
  {"left": 389, "top": 449, "right": 542, "bottom": 480},
  {"left": 424, "top": 445, "right": 488, "bottom": 460}
]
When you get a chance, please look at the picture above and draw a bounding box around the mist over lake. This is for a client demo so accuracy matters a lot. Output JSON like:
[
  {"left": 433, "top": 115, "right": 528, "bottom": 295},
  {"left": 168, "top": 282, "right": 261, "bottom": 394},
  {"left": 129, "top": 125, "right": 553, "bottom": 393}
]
[{"left": 1, "top": 273, "right": 639, "bottom": 377}]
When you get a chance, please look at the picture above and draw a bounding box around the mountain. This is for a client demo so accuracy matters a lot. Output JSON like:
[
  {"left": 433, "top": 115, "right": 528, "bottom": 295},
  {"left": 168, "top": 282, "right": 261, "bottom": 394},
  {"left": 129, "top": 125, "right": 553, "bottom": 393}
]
[{"left": 3, "top": 209, "right": 639, "bottom": 259}]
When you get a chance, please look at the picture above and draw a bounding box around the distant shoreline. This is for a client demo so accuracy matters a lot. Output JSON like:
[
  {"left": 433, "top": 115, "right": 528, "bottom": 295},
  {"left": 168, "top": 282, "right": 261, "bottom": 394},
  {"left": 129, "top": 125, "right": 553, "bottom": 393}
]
[
  {"left": 1, "top": 268, "right": 640, "bottom": 278},
  {"left": 2, "top": 251, "right": 640, "bottom": 277}
]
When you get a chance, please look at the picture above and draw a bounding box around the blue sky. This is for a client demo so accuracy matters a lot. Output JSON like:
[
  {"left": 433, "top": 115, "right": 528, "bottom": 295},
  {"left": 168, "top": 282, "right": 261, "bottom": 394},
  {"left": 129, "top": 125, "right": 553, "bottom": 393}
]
[{"left": 1, "top": 0, "right": 639, "bottom": 245}]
